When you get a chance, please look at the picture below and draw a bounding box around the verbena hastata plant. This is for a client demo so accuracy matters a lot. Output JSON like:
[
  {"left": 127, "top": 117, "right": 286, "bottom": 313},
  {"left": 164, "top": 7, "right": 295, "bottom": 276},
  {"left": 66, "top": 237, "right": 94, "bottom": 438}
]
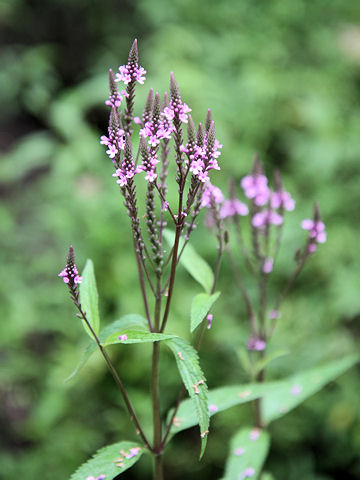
[
  {"left": 173, "top": 157, "right": 357, "bottom": 479},
  {"left": 59, "top": 40, "right": 225, "bottom": 480}
]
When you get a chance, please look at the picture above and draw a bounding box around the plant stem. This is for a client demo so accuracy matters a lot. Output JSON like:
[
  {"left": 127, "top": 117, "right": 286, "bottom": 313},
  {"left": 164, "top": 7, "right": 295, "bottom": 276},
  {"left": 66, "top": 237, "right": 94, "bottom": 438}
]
[
  {"left": 71, "top": 286, "right": 151, "bottom": 450},
  {"left": 151, "top": 286, "right": 163, "bottom": 479},
  {"left": 160, "top": 223, "right": 182, "bottom": 332},
  {"left": 132, "top": 237, "right": 154, "bottom": 332}
]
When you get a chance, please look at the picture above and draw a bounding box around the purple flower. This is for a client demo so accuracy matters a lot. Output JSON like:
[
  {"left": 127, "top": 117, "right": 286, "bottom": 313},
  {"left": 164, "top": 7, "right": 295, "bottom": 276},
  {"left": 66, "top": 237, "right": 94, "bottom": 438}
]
[
  {"left": 291, "top": 384, "right": 302, "bottom": 396},
  {"left": 118, "top": 334, "right": 128, "bottom": 341},
  {"left": 234, "top": 447, "right": 245, "bottom": 456},
  {"left": 249, "top": 428, "right": 261, "bottom": 441},
  {"left": 269, "top": 309, "right": 281, "bottom": 319},
  {"left": 271, "top": 190, "right": 295, "bottom": 211},
  {"left": 201, "top": 183, "right": 224, "bottom": 208},
  {"left": 262, "top": 257, "right": 273, "bottom": 274},
  {"left": 116, "top": 63, "right": 146, "bottom": 85},
  {"left": 137, "top": 138, "right": 159, "bottom": 183},
  {"left": 105, "top": 89, "right": 126, "bottom": 109},
  {"left": 188, "top": 123, "right": 222, "bottom": 183},
  {"left": 241, "top": 173, "right": 270, "bottom": 206},
  {"left": 125, "top": 447, "right": 141, "bottom": 458},
  {"left": 252, "top": 209, "right": 283, "bottom": 228},
  {"left": 58, "top": 246, "right": 82, "bottom": 285},
  {"left": 301, "top": 218, "right": 327, "bottom": 252},
  {"left": 207, "top": 314, "right": 213, "bottom": 330},
  {"left": 209, "top": 403, "right": 218, "bottom": 413},
  {"left": 240, "top": 467, "right": 255, "bottom": 478},
  {"left": 220, "top": 199, "right": 249, "bottom": 218},
  {"left": 86, "top": 476, "right": 105, "bottom": 480},
  {"left": 247, "top": 335, "right": 266, "bottom": 351},
  {"left": 100, "top": 118, "right": 125, "bottom": 162}
]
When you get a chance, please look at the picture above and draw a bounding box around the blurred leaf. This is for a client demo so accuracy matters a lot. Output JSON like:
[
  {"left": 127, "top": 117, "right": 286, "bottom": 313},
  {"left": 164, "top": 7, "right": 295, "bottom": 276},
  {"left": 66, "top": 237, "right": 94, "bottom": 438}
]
[
  {"left": 221, "top": 427, "right": 270, "bottom": 480},
  {"left": 70, "top": 441, "right": 143, "bottom": 480},
  {"left": 66, "top": 315, "right": 148, "bottom": 381},
  {"left": 263, "top": 354, "right": 359, "bottom": 423},
  {"left": 163, "top": 230, "right": 214, "bottom": 293},
  {"left": 165, "top": 337, "right": 209, "bottom": 458},
  {"left": 190, "top": 291, "right": 220, "bottom": 332},
  {"left": 79, "top": 259, "right": 100, "bottom": 339},
  {"left": 103, "top": 331, "right": 176, "bottom": 346},
  {"left": 166, "top": 354, "right": 359, "bottom": 435},
  {"left": 167, "top": 383, "right": 271, "bottom": 437}
]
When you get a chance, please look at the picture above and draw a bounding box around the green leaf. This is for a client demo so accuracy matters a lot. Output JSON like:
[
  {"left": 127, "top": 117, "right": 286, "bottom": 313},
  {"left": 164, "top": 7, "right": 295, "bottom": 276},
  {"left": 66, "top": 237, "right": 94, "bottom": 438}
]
[
  {"left": 190, "top": 292, "right": 220, "bottom": 332},
  {"left": 222, "top": 427, "right": 270, "bottom": 480},
  {"left": 165, "top": 337, "right": 209, "bottom": 458},
  {"left": 166, "top": 383, "right": 272, "bottom": 437},
  {"left": 263, "top": 354, "right": 359, "bottom": 423},
  {"left": 103, "top": 330, "right": 176, "bottom": 346},
  {"left": 79, "top": 259, "right": 100, "bottom": 339},
  {"left": 163, "top": 229, "right": 214, "bottom": 293},
  {"left": 70, "top": 441, "right": 143, "bottom": 480},
  {"left": 65, "top": 315, "right": 148, "bottom": 381},
  {"left": 165, "top": 354, "right": 359, "bottom": 436}
]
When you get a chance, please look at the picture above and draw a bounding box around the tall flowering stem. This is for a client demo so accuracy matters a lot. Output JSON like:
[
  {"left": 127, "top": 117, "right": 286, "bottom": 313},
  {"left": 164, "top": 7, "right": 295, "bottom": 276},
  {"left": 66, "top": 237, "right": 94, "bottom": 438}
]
[
  {"left": 204, "top": 156, "right": 326, "bottom": 428},
  {"left": 98, "top": 40, "right": 223, "bottom": 480}
]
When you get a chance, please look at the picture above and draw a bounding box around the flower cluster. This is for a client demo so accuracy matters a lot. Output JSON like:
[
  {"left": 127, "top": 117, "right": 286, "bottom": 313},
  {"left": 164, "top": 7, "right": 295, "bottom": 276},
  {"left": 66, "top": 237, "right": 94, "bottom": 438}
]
[
  {"left": 115, "top": 39, "right": 146, "bottom": 86},
  {"left": 86, "top": 475, "right": 105, "bottom": 480},
  {"left": 100, "top": 123, "right": 125, "bottom": 161},
  {"left": 164, "top": 73, "right": 192, "bottom": 124},
  {"left": 201, "top": 183, "right": 224, "bottom": 208},
  {"left": 301, "top": 217, "right": 327, "bottom": 252},
  {"left": 58, "top": 246, "right": 82, "bottom": 285},
  {"left": 112, "top": 134, "right": 136, "bottom": 187},
  {"left": 140, "top": 114, "right": 174, "bottom": 147}
]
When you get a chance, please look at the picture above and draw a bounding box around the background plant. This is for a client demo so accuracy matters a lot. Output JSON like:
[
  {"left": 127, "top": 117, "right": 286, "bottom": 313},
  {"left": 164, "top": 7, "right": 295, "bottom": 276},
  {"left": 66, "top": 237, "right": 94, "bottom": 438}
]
[{"left": 1, "top": 0, "right": 360, "bottom": 478}]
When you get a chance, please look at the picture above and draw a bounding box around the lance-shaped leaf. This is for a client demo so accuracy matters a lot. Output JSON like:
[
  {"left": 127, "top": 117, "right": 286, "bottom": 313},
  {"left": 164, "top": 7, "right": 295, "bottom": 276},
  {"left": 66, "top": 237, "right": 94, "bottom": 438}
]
[
  {"left": 165, "top": 337, "right": 209, "bottom": 458},
  {"left": 79, "top": 259, "right": 100, "bottom": 339},
  {"left": 221, "top": 427, "right": 270, "bottom": 480},
  {"left": 103, "top": 330, "right": 176, "bottom": 346},
  {"left": 166, "top": 383, "right": 274, "bottom": 437},
  {"left": 66, "top": 315, "right": 148, "bottom": 381},
  {"left": 191, "top": 291, "right": 220, "bottom": 332},
  {"left": 70, "top": 441, "right": 143, "bottom": 480},
  {"left": 163, "top": 229, "right": 214, "bottom": 293},
  {"left": 263, "top": 353, "right": 359, "bottom": 423},
  {"left": 165, "top": 354, "right": 359, "bottom": 436}
]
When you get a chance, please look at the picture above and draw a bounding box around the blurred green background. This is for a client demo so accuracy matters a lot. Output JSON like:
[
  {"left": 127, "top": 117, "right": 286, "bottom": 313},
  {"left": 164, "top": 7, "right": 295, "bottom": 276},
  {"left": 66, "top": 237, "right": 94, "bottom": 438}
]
[{"left": 1, "top": 0, "right": 360, "bottom": 478}]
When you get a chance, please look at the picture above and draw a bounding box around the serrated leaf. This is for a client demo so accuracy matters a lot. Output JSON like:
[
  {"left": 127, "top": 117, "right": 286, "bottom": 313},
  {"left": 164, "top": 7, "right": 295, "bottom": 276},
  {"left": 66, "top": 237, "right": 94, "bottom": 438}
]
[
  {"left": 166, "top": 383, "right": 273, "bottom": 437},
  {"left": 163, "top": 229, "right": 214, "bottom": 293},
  {"left": 165, "top": 354, "right": 359, "bottom": 436},
  {"left": 79, "top": 259, "right": 100, "bottom": 339},
  {"left": 66, "top": 315, "right": 148, "bottom": 381},
  {"left": 191, "top": 292, "right": 220, "bottom": 332},
  {"left": 165, "top": 337, "right": 209, "bottom": 458},
  {"left": 263, "top": 354, "right": 359, "bottom": 423},
  {"left": 222, "top": 427, "right": 270, "bottom": 480},
  {"left": 70, "top": 441, "right": 143, "bottom": 480},
  {"left": 103, "top": 330, "right": 176, "bottom": 346}
]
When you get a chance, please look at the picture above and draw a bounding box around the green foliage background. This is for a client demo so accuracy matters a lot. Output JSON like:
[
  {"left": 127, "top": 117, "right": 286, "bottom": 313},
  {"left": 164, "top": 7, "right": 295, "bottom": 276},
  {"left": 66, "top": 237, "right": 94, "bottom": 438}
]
[{"left": 1, "top": 0, "right": 360, "bottom": 478}]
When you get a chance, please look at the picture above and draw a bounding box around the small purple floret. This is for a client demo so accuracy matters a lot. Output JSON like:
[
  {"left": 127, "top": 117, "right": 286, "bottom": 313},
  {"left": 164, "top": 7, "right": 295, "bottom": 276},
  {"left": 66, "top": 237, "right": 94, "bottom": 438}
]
[{"left": 247, "top": 336, "right": 266, "bottom": 351}]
